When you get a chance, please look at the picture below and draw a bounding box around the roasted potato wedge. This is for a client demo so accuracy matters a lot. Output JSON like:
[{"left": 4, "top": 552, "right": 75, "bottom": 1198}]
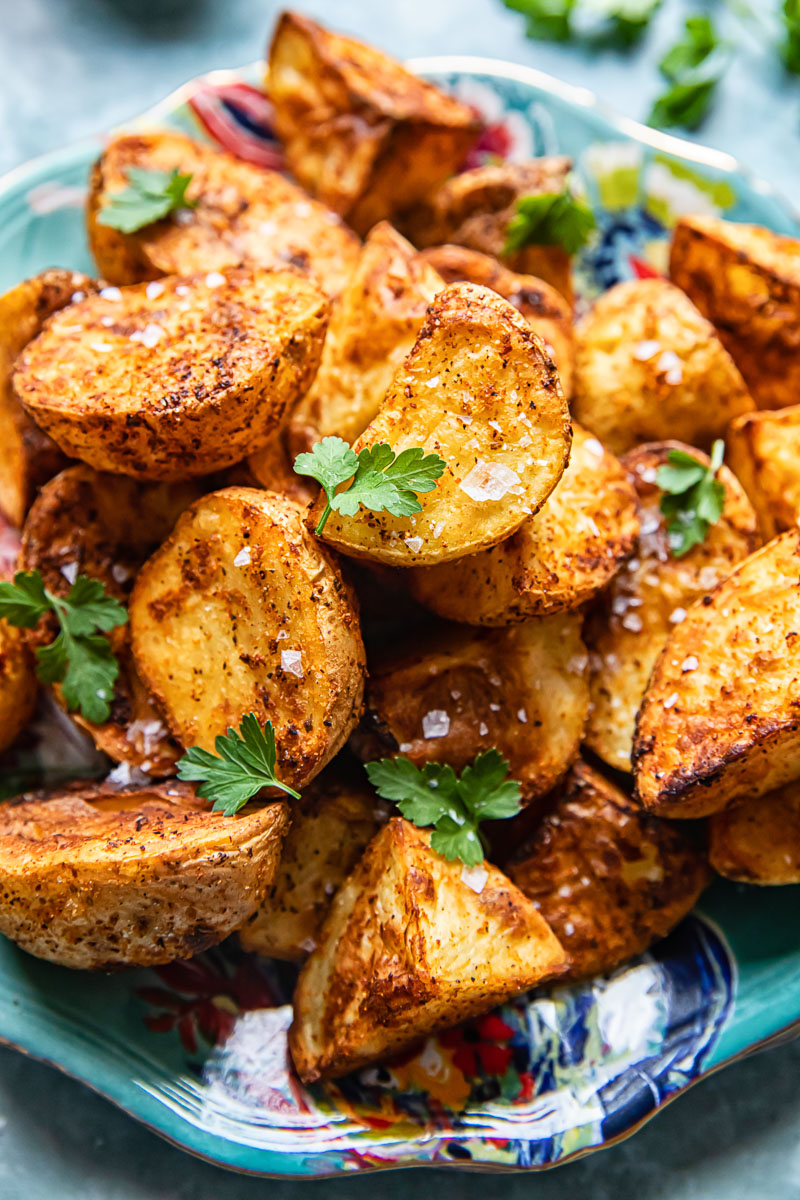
[
  {"left": 267, "top": 11, "right": 479, "bottom": 236},
  {"left": 311, "top": 282, "right": 572, "bottom": 567},
  {"left": 572, "top": 278, "right": 753, "bottom": 455},
  {"left": 88, "top": 130, "right": 359, "bottom": 296},
  {"left": 585, "top": 443, "right": 759, "bottom": 773},
  {"left": 289, "top": 221, "right": 444, "bottom": 453},
  {"left": 0, "top": 622, "right": 37, "bottom": 756},
  {"left": 404, "top": 158, "right": 574, "bottom": 304},
  {"left": 239, "top": 765, "right": 387, "bottom": 961},
  {"left": 726, "top": 405, "right": 800, "bottom": 541},
  {"left": 351, "top": 616, "right": 589, "bottom": 802},
  {"left": 670, "top": 213, "right": 800, "bottom": 410},
  {"left": 0, "top": 780, "right": 288, "bottom": 969},
  {"left": 508, "top": 761, "right": 710, "bottom": 982},
  {"left": 633, "top": 529, "right": 800, "bottom": 817},
  {"left": 247, "top": 431, "right": 316, "bottom": 506},
  {"left": 709, "top": 784, "right": 800, "bottom": 884},
  {"left": 0, "top": 268, "right": 96, "bottom": 527},
  {"left": 418, "top": 244, "right": 575, "bottom": 397},
  {"left": 130, "top": 487, "right": 366, "bottom": 789},
  {"left": 289, "top": 816, "right": 567, "bottom": 1082},
  {"left": 408, "top": 425, "right": 639, "bottom": 624},
  {"left": 14, "top": 266, "right": 329, "bottom": 480}
]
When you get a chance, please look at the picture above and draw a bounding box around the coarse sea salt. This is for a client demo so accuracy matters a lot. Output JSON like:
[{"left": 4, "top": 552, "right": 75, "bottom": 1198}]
[
  {"left": 663, "top": 692, "right": 679, "bottom": 709},
  {"left": 584, "top": 437, "right": 605, "bottom": 459},
  {"left": 111, "top": 564, "right": 131, "bottom": 584},
  {"left": 61, "top": 561, "right": 79, "bottom": 584},
  {"left": 460, "top": 864, "right": 488, "bottom": 895},
  {"left": 422, "top": 710, "right": 450, "bottom": 739},
  {"left": 459, "top": 460, "right": 522, "bottom": 503},
  {"left": 633, "top": 339, "right": 661, "bottom": 361},
  {"left": 233, "top": 546, "right": 251, "bottom": 567},
  {"left": 681, "top": 655, "right": 698, "bottom": 672},
  {"left": 99, "top": 286, "right": 122, "bottom": 302},
  {"left": 479, "top": 721, "right": 489, "bottom": 736},
  {"left": 281, "top": 650, "right": 304, "bottom": 678},
  {"left": 669, "top": 607, "right": 687, "bottom": 624},
  {"left": 145, "top": 281, "right": 165, "bottom": 300},
  {"left": 517, "top": 708, "right": 528, "bottom": 723},
  {"left": 404, "top": 536, "right": 424, "bottom": 553},
  {"left": 205, "top": 271, "right": 226, "bottom": 288},
  {"left": 130, "top": 323, "right": 164, "bottom": 349}
]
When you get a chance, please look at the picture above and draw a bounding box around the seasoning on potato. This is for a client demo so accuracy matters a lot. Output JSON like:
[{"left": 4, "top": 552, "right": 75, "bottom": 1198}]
[
  {"left": 726, "top": 405, "right": 800, "bottom": 541},
  {"left": 709, "top": 784, "right": 800, "bottom": 884}
]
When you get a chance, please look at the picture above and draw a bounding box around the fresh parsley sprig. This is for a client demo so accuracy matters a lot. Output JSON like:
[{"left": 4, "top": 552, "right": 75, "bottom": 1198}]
[
  {"left": 504, "top": 190, "right": 596, "bottom": 258},
  {"left": 656, "top": 439, "right": 726, "bottom": 558},
  {"left": 98, "top": 166, "right": 196, "bottom": 234},
  {"left": 783, "top": 0, "right": 800, "bottom": 73},
  {"left": 649, "top": 16, "right": 730, "bottom": 131},
  {"left": 177, "top": 713, "right": 301, "bottom": 816},
  {"left": 365, "top": 749, "right": 522, "bottom": 867},
  {"left": 294, "top": 436, "right": 446, "bottom": 535},
  {"left": 0, "top": 570, "right": 127, "bottom": 723},
  {"left": 502, "top": 0, "right": 660, "bottom": 47}
]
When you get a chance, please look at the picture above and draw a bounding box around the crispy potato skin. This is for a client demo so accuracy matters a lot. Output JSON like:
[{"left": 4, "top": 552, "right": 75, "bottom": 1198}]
[
  {"left": 14, "top": 266, "right": 329, "bottom": 480},
  {"left": 88, "top": 131, "right": 360, "bottom": 296},
  {"left": 508, "top": 762, "right": 710, "bottom": 982},
  {"left": 633, "top": 529, "right": 800, "bottom": 817},
  {"left": 289, "top": 817, "right": 566, "bottom": 1082},
  {"left": 0, "top": 621, "right": 37, "bottom": 756},
  {"left": 418, "top": 244, "right": 575, "bottom": 397},
  {"left": 726, "top": 406, "right": 800, "bottom": 541},
  {"left": 670, "top": 214, "right": 800, "bottom": 411},
  {"left": 311, "top": 282, "right": 572, "bottom": 567},
  {"left": 289, "top": 222, "right": 444, "bottom": 454},
  {"left": 0, "top": 269, "right": 96, "bottom": 527},
  {"left": 404, "top": 159, "right": 574, "bottom": 304},
  {"left": 268, "top": 12, "right": 479, "bottom": 236},
  {"left": 351, "top": 616, "right": 589, "bottom": 802},
  {"left": 0, "top": 780, "right": 288, "bottom": 969},
  {"left": 408, "top": 426, "right": 639, "bottom": 624},
  {"left": 246, "top": 431, "right": 316, "bottom": 506},
  {"left": 572, "top": 278, "right": 753, "bottom": 455},
  {"left": 239, "top": 766, "right": 386, "bottom": 960},
  {"left": 709, "top": 784, "right": 800, "bottom": 884},
  {"left": 130, "top": 487, "right": 366, "bottom": 789},
  {"left": 585, "top": 443, "right": 759, "bottom": 773}
]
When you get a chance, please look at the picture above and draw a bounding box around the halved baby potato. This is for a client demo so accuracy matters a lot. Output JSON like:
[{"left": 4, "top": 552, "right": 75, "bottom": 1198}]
[
  {"left": 408, "top": 425, "right": 639, "bottom": 624},
  {"left": 88, "top": 130, "right": 360, "bottom": 296},
  {"left": 351, "top": 615, "right": 589, "bottom": 802},
  {"left": 0, "top": 780, "right": 288, "bottom": 969},
  {"left": 267, "top": 11, "right": 480, "bottom": 236},
  {"left": 310, "top": 282, "right": 572, "bottom": 567},
  {"left": 572, "top": 278, "right": 753, "bottom": 455},
  {"left": 289, "top": 816, "right": 567, "bottom": 1082},
  {"left": 709, "top": 784, "right": 800, "bottom": 884},
  {"left": 14, "top": 266, "right": 329, "bottom": 480},
  {"left": 288, "top": 221, "right": 444, "bottom": 454},
  {"left": 584, "top": 443, "right": 759, "bottom": 773},
  {"left": 726, "top": 405, "right": 800, "bottom": 541},
  {"left": 508, "top": 761, "right": 710, "bottom": 982},
  {"left": 633, "top": 529, "right": 800, "bottom": 818},
  {"left": 130, "top": 487, "right": 366, "bottom": 790}
]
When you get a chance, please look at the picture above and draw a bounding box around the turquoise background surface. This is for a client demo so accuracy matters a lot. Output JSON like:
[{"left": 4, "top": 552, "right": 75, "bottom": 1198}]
[{"left": 3, "top": 0, "right": 800, "bottom": 1195}]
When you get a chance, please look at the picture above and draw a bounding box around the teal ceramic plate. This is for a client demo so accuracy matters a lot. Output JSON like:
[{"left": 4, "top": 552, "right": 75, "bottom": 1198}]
[{"left": 1, "top": 58, "right": 799, "bottom": 1179}]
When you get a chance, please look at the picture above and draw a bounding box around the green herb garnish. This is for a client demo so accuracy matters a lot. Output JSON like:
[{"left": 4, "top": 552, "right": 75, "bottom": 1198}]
[
  {"left": 656, "top": 439, "right": 726, "bottom": 558},
  {"left": 782, "top": 0, "right": 800, "bottom": 73},
  {"left": 504, "top": 190, "right": 596, "bottom": 257},
  {"left": 503, "top": 0, "right": 660, "bottom": 46},
  {"left": 98, "top": 167, "right": 196, "bottom": 234},
  {"left": 503, "top": 0, "right": 575, "bottom": 41},
  {"left": 649, "top": 16, "right": 729, "bottom": 130},
  {"left": 176, "top": 713, "right": 300, "bottom": 816}
]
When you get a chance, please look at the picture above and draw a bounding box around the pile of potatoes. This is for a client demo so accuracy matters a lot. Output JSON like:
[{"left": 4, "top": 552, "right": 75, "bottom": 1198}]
[{"left": 1, "top": 9, "right": 800, "bottom": 1085}]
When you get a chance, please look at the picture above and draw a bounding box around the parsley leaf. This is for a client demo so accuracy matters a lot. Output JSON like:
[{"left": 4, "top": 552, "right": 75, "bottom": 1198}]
[
  {"left": 365, "top": 749, "right": 522, "bottom": 867},
  {"left": 503, "top": 0, "right": 660, "bottom": 46},
  {"left": 504, "top": 190, "right": 596, "bottom": 258},
  {"left": 98, "top": 167, "right": 196, "bottom": 234},
  {"left": 782, "top": 0, "right": 800, "bottom": 73},
  {"left": 503, "top": 0, "right": 575, "bottom": 41},
  {"left": 649, "top": 17, "right": 729, "bottom": 130},
  {"left": 0, "top": 570, "right": 127, "bottom": 723},
  {"left": 176, "top": 713, "right": 301, "bottom": 816},
  {"left": 656, "top": 439, "right": 725, "bottom": 557},
  {"left": 294, "top": 436, "right": 446, "bottom": 535}
]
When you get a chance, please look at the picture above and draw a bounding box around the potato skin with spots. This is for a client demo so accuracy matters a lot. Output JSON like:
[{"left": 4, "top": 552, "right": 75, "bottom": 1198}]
[
  {"left": 584, "top": 442, "right": 759, "bottom": 773},
  {"left": 408, "top": 425, "right": 639, "bottom": 624},
  {"left": 14, "top": 266, "right": 330, "bottom": 480},
  {"left": 633, "top": 529, "right": 800, "bottom": 818},
  {"left": 726, "top": 405, "right": 800, "bottom": 541},
  {"left": 709, "top": 784, "right": 800, "bottom": 884},
  {"left": 508, "top": 761, "right": 710, "bottom": 982},
  {"left": 0, "top": 780, "right": 288, "bottom": 970},
  {"left": 130, "top": 487, "right": 366, "bottom": 790},
  {"left": 289, "top": 817, "right": 567, "bottom": 1082}
]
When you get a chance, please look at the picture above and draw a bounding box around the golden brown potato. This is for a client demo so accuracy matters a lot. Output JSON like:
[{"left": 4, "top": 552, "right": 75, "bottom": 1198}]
[
  {"left": 508, "top": 761, "right": 710, "bottom": 982},
  {"left": 403, "top": 159, "right": 574, "bottom": 304},
  {"left": 0, "top": 269, "right": 96, "bottom": 527},
  {"left": 130, "top": 487, "right": 365, "bottom": 789},
  {"left": 311, "top": 282, "right": 571, "bottom": 567},
  {"left": 726, "top": 406, "right": 800, "bottom": 541},
  {"left": 239, "top": 765, "right": 386, "bottom": 960},
  {"left": 246, "top": 431, "right": 316, "bottom": 506},
  {"left": 88, "top": 130, "right": 360, "bottom": 296},
  {"left": 709, "top": 784, "right": 800, "bottom": 884},
  {"left": 267, "top": 11, "right": 479, "bottom": 237},
  {"left": 418, "top": 244, "right": 575, "bottom": 397},
  {"left": 351, "top": 616, "right": 589, "bottom": 802},
  {"left": 289, "top": 221, "right": 444, "bottom": 454},
  {"left": 0, "top": 622, "right": 37, "bottom": 756},
  {"left": 0, "top": 779, "right": 288, "bottom": 969},
  {"left": 633, "top": 529, "right": 800, "bottom": 818},
  {"left": 14, "top": 266, "right": 329, "bottom": 481},
  {"left": 408, "top": 426, "right": 639, "bottom": 624},
  {"left": 670, "top": 214, "right": 800, "bottom": 411},
  {"left": 572, "top": 278, "right": 753, "bottom": 456},
  {"left": 289, "top": 816, "right": 566, "bottom": 1082},
  {"left": 585, "top": 443, "right": 759, "bottom": 773}
]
